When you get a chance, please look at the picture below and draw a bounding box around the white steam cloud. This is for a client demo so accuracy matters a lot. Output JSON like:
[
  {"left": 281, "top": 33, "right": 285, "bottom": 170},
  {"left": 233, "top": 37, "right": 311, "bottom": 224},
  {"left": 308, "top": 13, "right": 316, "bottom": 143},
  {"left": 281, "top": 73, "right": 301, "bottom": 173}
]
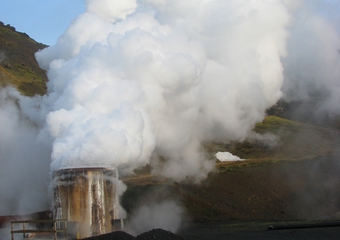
[
  {"left": 35, "top": 0, "right": 291, "bottom": 183},
  {"left": 127, "top": 200, "right": 185, "bottom": 236},
  {"left": 0, "top": 88, "right": 51, "bottom": 215},
  {"left": 282, "top": 0, "right": 340, "bottom": 117},
  {"left": 0, "top": 0, "right": 339, "bottom": 228}
]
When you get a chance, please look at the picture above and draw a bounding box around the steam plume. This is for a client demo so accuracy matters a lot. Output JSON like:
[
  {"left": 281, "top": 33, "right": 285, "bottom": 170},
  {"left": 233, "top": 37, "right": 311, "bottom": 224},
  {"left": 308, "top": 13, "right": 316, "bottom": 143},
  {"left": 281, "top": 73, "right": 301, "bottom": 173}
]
[
  {"left": 282, "top": 0, "right": 340, "bottom": 121},
  {"left": 35, "top": 0, "right": 291, "bottom": 183},
  {"left": 127, "top": 200, "right": 185, "bottom": 236},
  {"left": 0, "top": 88, "right": 50, "bottom": 215},
  {"left": 0, "top": 0, "right": 339, "bottom": 231}
]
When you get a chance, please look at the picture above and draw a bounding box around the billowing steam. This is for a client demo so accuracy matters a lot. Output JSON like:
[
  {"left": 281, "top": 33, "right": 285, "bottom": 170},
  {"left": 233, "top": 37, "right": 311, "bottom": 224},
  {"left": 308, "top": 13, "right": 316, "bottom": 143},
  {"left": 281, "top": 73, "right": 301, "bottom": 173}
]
[
  {"left": 0, "top": 0, "right": 339, "bottom": 234},
  {"left": 127, "top": 200, "right": 185, "bottom": 236},
  {"left": 0, "top": 88, "right": 51, "bottom": 215},
  {"left": 35, "top": 0, "right": 291, "bottom": 182},
  {"left": 282, "top": 0, "right": 340, "bottom": 121}
]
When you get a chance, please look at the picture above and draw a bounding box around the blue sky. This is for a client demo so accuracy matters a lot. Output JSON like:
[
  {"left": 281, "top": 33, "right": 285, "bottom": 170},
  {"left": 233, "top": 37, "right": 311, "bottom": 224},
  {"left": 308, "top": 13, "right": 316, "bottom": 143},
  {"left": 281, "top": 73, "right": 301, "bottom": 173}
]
[{"left": 0, "top": 0, "right": 85, "bottom": 45}]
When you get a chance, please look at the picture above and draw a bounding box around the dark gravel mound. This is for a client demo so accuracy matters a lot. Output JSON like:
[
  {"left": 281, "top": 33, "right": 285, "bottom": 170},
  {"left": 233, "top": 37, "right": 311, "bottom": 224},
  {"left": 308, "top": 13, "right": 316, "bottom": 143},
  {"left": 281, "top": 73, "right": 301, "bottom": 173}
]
[
  {"left": 136, "top": 229, "right": 184, "bottom": 240},
  {"left": 82, "top": 229, "right": 184, "bottom": 240},
  {"left": 82, "top": 231, "right": 135, "bottom": 240}
]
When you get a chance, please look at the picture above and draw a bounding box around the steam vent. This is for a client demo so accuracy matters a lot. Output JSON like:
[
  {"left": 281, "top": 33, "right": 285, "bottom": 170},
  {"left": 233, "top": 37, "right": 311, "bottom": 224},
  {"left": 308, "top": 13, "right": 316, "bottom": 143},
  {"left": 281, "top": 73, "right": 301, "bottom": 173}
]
[{"left": 52, "top": 167, "right": 119, "bottom": 238}]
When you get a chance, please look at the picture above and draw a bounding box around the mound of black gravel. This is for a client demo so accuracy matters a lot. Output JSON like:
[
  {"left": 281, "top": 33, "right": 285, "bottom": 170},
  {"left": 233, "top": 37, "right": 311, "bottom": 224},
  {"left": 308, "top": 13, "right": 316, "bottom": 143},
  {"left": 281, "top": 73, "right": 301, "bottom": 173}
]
[
  {"left": 136, "top": 229, "right": 184, "bottom": 240},
  {"left": 82, "top": 230, "right": 135, "bottom": 240},
  {"left": 83, "top": 229, "right": 184, "bottom": 240}
]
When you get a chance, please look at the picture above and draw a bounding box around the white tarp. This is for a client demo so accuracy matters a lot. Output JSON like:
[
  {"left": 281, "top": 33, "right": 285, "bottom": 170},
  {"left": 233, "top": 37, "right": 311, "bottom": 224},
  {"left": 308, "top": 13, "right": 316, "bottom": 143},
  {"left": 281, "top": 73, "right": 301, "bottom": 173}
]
[{"left": 215, "top": 152, "right": 244, "bottom": 162}]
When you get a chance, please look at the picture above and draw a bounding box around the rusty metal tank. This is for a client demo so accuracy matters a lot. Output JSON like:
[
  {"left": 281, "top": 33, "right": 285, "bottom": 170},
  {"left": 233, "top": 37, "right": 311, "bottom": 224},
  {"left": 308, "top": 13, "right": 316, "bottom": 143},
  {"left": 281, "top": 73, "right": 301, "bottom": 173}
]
[{"left": 52, "top": 167, "right": 119, "bottom": 238}]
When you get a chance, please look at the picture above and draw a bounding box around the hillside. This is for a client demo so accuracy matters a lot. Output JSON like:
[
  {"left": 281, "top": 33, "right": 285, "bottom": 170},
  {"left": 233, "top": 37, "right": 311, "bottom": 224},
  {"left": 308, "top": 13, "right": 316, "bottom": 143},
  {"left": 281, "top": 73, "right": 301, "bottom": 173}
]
[
  {"left": 0, "top": 21, "right": 48, "bottom": 96},
  {"left": 122, "top": 116, "right": 340, "bottom": 222},
  {"left": 1, "top": 22, "right": 340, "bottom": 225},
  {"left": 123, "top": 158, "right": 340, "bottom": 222},
  {"left": 206, "top": 116, "right": 340, "bottom": 160}
]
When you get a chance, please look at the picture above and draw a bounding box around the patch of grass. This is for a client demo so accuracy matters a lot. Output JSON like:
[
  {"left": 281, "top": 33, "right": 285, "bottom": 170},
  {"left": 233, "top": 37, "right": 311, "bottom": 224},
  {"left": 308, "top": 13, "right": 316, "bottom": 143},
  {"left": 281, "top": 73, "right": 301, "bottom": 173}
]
[
  {"left": 0, "top": 21, "right": 48, "bottom": 96},
  {"left": 206, "top": 115, "right": 340, "bottom": 162}
]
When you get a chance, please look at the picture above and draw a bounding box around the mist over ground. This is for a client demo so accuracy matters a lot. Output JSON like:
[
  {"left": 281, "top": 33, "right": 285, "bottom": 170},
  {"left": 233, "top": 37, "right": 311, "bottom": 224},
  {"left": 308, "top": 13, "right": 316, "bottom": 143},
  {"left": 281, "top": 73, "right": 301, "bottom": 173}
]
[{"left": 0, "top": 0, "right": 339, "bottom": 235}]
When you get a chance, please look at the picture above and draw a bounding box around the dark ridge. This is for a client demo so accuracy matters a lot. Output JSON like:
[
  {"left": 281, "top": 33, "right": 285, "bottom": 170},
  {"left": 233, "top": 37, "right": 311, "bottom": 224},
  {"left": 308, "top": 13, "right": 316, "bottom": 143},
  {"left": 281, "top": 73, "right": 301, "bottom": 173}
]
[
  {"left": 136, "top": 229, "right": 184, "bottom": 240},
  {"left": 82, "top": 231, "right": 135, "bottom": 240},
  {"left": 82, "top": 229, "right": 184, "bottom": 240}
]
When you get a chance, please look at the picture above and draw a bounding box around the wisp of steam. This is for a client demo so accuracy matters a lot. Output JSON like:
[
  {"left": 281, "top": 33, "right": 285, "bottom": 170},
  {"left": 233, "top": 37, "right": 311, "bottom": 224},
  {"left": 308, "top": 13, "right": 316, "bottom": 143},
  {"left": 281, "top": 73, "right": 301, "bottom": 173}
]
[{"left": 0, "top": 0, "right": 339, "bottom": 235}]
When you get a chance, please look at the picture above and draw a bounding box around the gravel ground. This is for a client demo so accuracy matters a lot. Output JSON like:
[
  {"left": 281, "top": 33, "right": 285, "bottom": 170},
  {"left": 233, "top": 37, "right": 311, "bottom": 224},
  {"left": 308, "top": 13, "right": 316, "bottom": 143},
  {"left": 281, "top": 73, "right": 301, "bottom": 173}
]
[
  {"left": 82, "top": 229, "right": 184, "bottom": 240},
  {"left": 82, "top": 222, "right": 340, "bottom": 240},
  {"left": 179, "top": 222, "right": 340, "bottom": 240}
]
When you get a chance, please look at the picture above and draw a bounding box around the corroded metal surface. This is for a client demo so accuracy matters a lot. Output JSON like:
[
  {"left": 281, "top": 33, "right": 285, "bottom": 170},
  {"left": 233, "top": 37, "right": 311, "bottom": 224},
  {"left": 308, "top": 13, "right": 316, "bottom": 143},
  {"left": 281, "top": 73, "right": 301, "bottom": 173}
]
[{"left": 52, "top": 168, "right": 118, "bottom": 238}]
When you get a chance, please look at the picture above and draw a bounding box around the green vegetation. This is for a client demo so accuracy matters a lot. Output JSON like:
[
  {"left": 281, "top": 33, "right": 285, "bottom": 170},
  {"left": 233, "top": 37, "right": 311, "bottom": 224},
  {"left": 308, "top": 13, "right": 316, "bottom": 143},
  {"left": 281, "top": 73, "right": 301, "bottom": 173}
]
[
  {"left": 206, "top": 115, "right": 340, "bottom": 162},
  {"left": 0, "top": 21, "right": 48, "bottom": 96}
]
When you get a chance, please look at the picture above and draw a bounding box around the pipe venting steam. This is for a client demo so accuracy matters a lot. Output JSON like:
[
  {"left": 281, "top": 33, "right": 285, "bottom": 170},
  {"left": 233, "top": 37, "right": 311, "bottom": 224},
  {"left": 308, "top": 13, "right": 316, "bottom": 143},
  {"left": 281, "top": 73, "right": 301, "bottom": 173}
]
[{"left": 0, "top": 1, "right": 339, "bottom": 235}]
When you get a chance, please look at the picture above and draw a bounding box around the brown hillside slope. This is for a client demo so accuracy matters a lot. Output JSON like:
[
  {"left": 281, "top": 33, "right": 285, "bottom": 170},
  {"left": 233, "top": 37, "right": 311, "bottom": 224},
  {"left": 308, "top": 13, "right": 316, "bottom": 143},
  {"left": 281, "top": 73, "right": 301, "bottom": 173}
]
[
  {"left": 122, "top": 117, "right": 340, "bottom": 222},
  {"left": 123, "top": 157, "right": 340, "bottom": 222},
  {"left": 0, "top": 21, "right": 48, "bottom": 96}
]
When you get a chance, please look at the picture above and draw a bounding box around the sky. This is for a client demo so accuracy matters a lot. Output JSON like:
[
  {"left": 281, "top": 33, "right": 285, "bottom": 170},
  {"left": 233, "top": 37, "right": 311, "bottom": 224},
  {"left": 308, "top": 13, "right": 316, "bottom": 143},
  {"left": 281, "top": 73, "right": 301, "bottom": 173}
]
[{"left": 0, "top": 0, "right": 85, "bottom": 45}]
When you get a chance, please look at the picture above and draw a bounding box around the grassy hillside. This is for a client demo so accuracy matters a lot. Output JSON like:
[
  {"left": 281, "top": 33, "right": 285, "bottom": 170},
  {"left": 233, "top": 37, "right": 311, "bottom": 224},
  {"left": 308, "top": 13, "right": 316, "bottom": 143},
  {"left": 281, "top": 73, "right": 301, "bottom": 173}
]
[
  {"left": 206, "top": 115, "right": 340, "bottom": 161},
  {"left": 0, "top": 21, "right": 48, "bottom": 96},
  {"left": 122, "top": 116, "right": 340, "bottom": 222}
]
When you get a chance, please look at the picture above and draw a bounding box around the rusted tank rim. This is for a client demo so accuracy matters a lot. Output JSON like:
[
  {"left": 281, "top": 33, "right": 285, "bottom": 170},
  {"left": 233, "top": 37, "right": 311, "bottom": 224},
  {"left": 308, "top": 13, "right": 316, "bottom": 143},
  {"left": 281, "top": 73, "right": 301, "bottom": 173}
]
[{"left": 54, "top": 167, "right": 116, "bottom": 172}]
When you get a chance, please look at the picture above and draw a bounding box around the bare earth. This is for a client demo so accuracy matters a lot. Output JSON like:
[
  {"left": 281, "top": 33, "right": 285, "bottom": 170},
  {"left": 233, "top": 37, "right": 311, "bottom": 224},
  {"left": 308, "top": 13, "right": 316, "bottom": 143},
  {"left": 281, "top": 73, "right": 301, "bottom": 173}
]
[
  {"left": 118, "top": 156, "right": 340, "bottom": 240},
  {"left": 123, "top": 156, "right": 340, "bottom": 222}
]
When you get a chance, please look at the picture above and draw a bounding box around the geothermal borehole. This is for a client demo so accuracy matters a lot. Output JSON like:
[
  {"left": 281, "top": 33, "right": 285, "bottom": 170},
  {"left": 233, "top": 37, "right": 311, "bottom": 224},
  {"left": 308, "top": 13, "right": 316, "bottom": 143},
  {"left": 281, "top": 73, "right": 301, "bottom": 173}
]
[{"left": 1, "top": 0, "right": 340, "bottom": 238}]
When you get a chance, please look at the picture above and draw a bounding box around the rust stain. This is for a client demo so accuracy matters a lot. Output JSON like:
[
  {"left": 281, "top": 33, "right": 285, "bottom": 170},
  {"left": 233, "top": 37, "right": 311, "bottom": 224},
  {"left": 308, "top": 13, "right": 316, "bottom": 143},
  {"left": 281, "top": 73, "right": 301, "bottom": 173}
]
[{"left": 52, "top": 168, "right": 117, "bottom": 238}]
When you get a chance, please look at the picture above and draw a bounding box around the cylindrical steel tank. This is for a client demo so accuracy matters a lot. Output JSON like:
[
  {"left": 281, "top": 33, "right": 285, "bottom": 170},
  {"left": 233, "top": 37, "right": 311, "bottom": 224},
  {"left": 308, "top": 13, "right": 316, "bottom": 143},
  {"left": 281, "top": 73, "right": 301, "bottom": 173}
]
[{"left": 52, "top": 167, "right": 119, "bottom": 238}]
